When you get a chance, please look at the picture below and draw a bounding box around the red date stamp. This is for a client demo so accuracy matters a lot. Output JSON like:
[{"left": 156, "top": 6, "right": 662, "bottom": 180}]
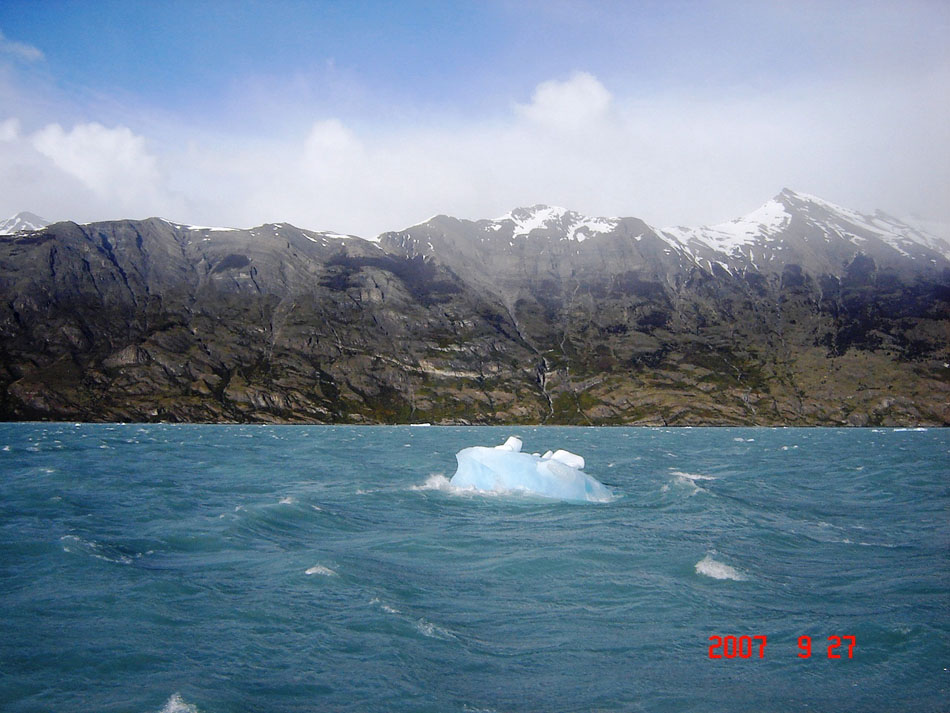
[{"left": 708, "top": 635, "right": 855, "bottom": 659}]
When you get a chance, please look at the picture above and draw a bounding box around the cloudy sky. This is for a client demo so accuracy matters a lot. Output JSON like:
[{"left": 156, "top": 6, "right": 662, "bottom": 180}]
[{"left": 0, "top": 0, "right": 948, "bottom": 236}]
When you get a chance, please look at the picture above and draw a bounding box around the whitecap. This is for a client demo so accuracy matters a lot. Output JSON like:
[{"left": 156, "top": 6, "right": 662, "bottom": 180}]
[
  {"left": 411, "top": 474, "right": 460, "bottom": 493},
  {"left": 305, "top": 565, "right": 337, "bottom": 576},
  {"left": 669, "top": 471, "right": 713, "bottom": 496},
  {"left": 60, "top": 535, "right": 134, "bottom": 565},
  {"left": 158, "top": 693, "right": 199, "bottom": 713},
  {"left": 413, "top": 473, "right": 544, "bottom": 499},
  {"left": 669, "top": 470, "right": 715, "bottom": 481},
  {"left": 412, "top": 473, "right": 499, "bottom": 497},
  {"left": 415, "top": 618, "right": 457, "bottom": 640},
  {"left": 278, "top": 496, "right": 295, "bottom": 505},
  {"left": 695, "top": 555, "right": 747, "bottom": 581},
  {"left": 370, "top": 597, "right": 400, "bottom": 614}
]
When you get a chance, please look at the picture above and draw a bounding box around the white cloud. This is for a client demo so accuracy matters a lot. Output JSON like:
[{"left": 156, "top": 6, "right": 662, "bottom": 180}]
[
  {"left": 0, "top": 67, "right": 947, "bottom": 238},
  {"left": 30, "top": 122, "right": 163, "bottom": 205},
  {"left": 0, "top": 117, "right": 19, "bottom": 142},
  {"left": 0, "top": 29, "right": 43, "bottom": 62},
  {"left": 516, "top": 71, "right": 613, "bottom": 132},
  {"left": 0, "top": 119, "right": 185, "bottom": 222}
]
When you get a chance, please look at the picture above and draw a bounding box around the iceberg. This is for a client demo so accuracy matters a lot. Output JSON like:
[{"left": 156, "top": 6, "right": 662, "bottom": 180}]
[{"left": 449, "top": 436, "right": 613, "bottom": 502}]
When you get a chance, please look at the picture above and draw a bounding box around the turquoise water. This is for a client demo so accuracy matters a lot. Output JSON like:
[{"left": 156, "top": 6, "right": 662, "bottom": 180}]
[{"left": 1, "top": 424, "right": 947, "bottom": 712}]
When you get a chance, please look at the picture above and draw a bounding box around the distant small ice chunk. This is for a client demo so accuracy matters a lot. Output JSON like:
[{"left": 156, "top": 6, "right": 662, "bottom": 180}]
[{"left": 450, "top": 437, "right": 612, "bottom": 502}]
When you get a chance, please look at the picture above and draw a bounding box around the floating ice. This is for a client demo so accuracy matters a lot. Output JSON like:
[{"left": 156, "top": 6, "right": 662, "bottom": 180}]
[{"left": 449, "top": 436, "right": 612, "bottom": 502}]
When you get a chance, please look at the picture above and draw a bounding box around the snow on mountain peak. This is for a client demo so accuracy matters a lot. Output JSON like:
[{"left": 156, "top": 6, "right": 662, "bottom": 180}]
[
  {"left": 660, "top": 189, "right": 950, "bottom": 262},
  {"left": 0, "top": 211, "right": 50, "bottom": 235},
  {"left": 492, "top": 204, "right": 619, "bottom": 242},
  {"left": 661, "top": 198, "right": 791, "bottom": 254}
]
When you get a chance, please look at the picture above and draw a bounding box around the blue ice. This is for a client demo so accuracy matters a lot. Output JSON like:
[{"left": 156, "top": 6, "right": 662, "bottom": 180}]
[{"left": 450, "top": 437, "right": 613, "bottom": 502}]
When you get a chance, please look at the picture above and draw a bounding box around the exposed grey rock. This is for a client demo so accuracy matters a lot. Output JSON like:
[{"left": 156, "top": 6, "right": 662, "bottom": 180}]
[{"left": 0, "top": 193, "right": 947, "bottom": 425}]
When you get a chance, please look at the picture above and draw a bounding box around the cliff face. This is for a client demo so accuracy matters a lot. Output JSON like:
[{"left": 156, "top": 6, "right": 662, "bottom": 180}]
[{"left": 1, "top": 191, "right": 948, "bottom": 425}]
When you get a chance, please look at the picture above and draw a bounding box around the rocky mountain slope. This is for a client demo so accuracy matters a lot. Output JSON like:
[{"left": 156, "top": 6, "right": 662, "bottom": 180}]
[{"left": 1, "top": 191, "right": 948, "bottom": 425}]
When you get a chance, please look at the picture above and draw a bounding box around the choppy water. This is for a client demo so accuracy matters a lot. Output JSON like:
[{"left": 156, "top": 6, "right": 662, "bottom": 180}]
[{"left": 1, "top": 424, "right": 947, "bottom": 712}]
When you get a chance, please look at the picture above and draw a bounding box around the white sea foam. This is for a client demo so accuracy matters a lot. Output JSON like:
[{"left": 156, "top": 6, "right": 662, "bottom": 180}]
[
  {"left": 278, "top": 496, "right": 295, "bottom": 505},
  {"left": 668, "top": 471, "right": 714, "bottom": 496},
  {"left": 158, "top": 693, "right": 199, "bottom": 713},
  {"left": 305, "top": 565, "right": 337, "bottom": 576},
  {"left": 60, "top": 535, "right": 135, "bottom": 565},
  {"left": 670, "top": 470, "right": 715, "bottom": 481},
  {"left": 415, "top": 618, "right": 457, "bottom": 640},
  {"left": 370, "top": 597, "right": 401, "bottom": 615},
  {"left": 695, "top": 555, "right": 747, "bottom": 581},
  {"left": 412, "top": 473, "right": 484, "bottom": 495}
]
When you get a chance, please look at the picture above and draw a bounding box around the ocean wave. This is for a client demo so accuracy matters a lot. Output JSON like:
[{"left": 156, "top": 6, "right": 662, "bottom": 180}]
[
  {"left": 695, "top": 555, "right": 747, "bottom": 581},
  {"left": 370, "top": 597, "right": 401, "bottom": 615},
  {"left": 666, "top": 470, "right": 714, "bottom": 496},
  {"left": 60, "top": 535, "right": 147, "bottom": 565},
  {"left": 415, "top": 618, "right": 457, "bottom": 641},
  {"left": 412, "top": 473, "right": 485, "bottom": 496},
  {"left": 669, "top": 470, "right": 716, "bottom": 481},
  {"left": 158, "top": 693, "right": 199, "bottom": 713},
  {"left": 305, "top": 565, "right": 337, "bottom": 576}
]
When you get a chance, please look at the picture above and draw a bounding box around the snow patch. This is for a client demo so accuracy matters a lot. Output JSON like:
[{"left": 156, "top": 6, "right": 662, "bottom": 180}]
[
  {"left": 662, "top": 199, "right": 790, "bottom": 253},
  {"left": 492, "top": 205, "right": 619, "bottom": 242},
  {"left": 0, "top": 211, "right": 49, "bottom": 235}
]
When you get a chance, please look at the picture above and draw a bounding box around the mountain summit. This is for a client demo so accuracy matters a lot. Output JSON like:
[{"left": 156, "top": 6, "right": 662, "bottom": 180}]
[
  {"left": 660, "top": 189, "right": 950, "bottom": 273},
  {"left": 0, "top": 211, "right": 50, "bottom": 235},
  {"left": 0, "top": 192, "right": 947, "bottom": 425}
]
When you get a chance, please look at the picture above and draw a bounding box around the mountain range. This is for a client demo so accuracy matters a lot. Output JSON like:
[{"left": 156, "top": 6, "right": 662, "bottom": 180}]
[{"left": 1, "top": 190, "right": 948, "bottom": 425}]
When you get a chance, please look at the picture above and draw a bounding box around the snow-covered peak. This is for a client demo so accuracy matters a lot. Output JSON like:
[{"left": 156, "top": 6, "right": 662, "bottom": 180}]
[
  {"left": 497, "top": 204, "right": 569, "bottom": 225},
  {"left": 661, "top": 189, "right": 950, "bottom": 261},
  {"left": 490, "top": 204, "right": 619, "bottom": 242},
  {"left": 662, "top": 198, "right": 792, "bottom": 253},
  {"left": 0, "top": 211, "right": 49, "bottom": 235},
  {"left": 776, "top": 189, "right": 950, "bottom": 258}
]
